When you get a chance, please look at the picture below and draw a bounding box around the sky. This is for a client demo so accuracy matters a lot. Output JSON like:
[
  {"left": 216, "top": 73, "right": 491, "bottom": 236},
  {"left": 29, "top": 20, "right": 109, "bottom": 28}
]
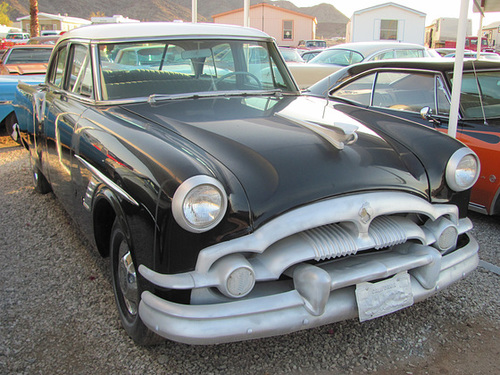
[{"left": 290, "top": 0, "right": 500, "bottom": 31}]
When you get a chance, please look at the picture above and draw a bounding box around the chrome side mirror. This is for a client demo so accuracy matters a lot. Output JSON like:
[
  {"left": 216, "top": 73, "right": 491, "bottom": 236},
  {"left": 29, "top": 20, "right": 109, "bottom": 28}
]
[
  {"left": 420, "top": 106, "right": 440, "bottom": 124},
  {"left": 420, "top": 106, "right": 432, "bottom": 120}
]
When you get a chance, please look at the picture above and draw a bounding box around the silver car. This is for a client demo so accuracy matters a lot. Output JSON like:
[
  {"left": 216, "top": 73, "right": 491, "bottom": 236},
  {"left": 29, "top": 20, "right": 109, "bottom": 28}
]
[{"left": 288, "top": 41, "right": 436, "bottom": 89}]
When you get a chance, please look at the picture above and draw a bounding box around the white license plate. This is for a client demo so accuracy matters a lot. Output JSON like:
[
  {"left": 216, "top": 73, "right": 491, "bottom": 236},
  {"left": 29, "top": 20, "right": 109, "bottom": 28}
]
[{"left": 355, "top": 271, "right": 414, "bottom": 322}]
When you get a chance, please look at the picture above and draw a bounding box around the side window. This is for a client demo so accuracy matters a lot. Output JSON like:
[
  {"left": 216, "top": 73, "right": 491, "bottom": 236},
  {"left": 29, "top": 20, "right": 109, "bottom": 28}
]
[
  {"left": 48, "top": 45, "right": 68, "bottom": 88},
  {"left": 395, "top": 49, "right": 425, "bottom": 58},
  {"left": 372, "top": 72, "right": 436, "bottom": 112},
  {"left": 68, "top": 44, "right": 93, "bottom": 98},
  {"left": 371, "top": 51, "right": 395, "bottom": 61},
  {"left": 332, "top": 73, "right": 376, "bottom": 106}
]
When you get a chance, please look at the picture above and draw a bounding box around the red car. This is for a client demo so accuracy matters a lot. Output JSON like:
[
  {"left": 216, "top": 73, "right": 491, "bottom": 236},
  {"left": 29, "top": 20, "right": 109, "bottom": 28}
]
[
  {"left": 306, "top": 59, "right": 500, "bottom": 215},
  {"left": 0, "top": 45, "right": 53, "bottom": 75},
  {"left": 0, "top": 32, "right": 30, "bottom": 52}
]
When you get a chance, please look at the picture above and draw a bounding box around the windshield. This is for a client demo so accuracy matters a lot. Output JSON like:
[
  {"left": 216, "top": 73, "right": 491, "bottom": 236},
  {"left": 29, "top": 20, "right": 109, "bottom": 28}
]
[
  {"left": 309, "top": 48, "right": 364, "bottom": 66},
  {"left": 279, "top": 48, "right": 304, "bottom": 63},
  {"left": 98, "top": 40, "right": 297, "bottom": 100},
  {"left": 456, "top": 70, "right": 500, "bottom": 119},
  {"left": 6, "top": 48, "right": 53, "bottom": 64}
]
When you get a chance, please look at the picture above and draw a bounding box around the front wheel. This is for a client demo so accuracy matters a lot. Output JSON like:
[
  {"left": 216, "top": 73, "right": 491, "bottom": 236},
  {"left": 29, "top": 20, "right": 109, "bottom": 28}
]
[
  {"left": 110, "top": 219, "right": 162, "bottom": 345},
  {"left": 32, "top": 165, "right": 51, "bottom": 194}
]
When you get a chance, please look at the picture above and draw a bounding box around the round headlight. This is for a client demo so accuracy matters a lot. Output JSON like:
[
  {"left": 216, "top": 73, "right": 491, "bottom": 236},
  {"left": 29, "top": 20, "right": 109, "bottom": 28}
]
[
  {"left": 445, "top": 148, "right": 480, "bottom": 192},
  {"left": 172, "top": 176, "right": 228, "bottom": 233}
]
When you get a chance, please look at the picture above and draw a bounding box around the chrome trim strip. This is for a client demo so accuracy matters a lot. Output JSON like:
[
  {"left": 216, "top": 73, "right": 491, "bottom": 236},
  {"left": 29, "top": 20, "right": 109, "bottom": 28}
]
[
  {"left": 468, "top": 202, "right": 488, "bottom": 215},
  {"left": 75, "top": 154, "right": 139, "bottom": 207}
]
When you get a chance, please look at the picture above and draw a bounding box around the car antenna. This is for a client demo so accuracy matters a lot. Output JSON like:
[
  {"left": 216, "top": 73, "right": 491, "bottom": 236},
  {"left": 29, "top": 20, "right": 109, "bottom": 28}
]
[
  {"left": 323, "top": 76, "right": 331, "bottom": 119},
  {"left": 471, "top": 60, "right": 488, "bottom": 125}
]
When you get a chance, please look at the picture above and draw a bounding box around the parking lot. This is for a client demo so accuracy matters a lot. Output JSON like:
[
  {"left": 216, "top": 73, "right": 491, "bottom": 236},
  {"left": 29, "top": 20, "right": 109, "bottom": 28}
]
[{"left": 1, "top": 145, "right": 499, "bottom": 375}]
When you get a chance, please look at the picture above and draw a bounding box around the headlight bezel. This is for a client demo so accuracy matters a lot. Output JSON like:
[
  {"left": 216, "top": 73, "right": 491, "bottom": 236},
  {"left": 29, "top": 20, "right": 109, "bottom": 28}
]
[
  {"left": 172, "top": 175, "right": 228, "bottom": 233},
  {"left": 445, "top": 147, "right": 480, "bottom": 192}
]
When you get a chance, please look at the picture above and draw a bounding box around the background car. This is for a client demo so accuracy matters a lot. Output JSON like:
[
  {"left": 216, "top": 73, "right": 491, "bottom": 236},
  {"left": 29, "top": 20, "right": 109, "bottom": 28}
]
[
  {"left": 0, "top": 32, "right": 30, "bottom": 52},
  {"left": 27, "top": 36, "right": 61, "bottom": 45},
  {"left": 433, "top": 48, "right": 472, "bottom": 57},
  {"left": 300, "top": 49, "right": 323, "bottom": 62},
  {"left": 443, "top": 51, "right": 500, "bottom": 60},
  {"left": 0, "top": 45, "right": 53, "bottom": 75},
  {"left": 288, "top": 41, "right": 437, "bottom": 89},
  {"left": 0, "top": 74, "right": 45, "bottom": 135},
  {"left": 306, "top": 58, "right": 500, "bottom": 215},
  {"left": 297, "top": 39, "right": 326, "bottom": 49},
  {"left": 14, "top": 22, "right": 479, "bottom": 347},
  {"left": 278, "top": 46, "right": 305, "bottom": 63}
]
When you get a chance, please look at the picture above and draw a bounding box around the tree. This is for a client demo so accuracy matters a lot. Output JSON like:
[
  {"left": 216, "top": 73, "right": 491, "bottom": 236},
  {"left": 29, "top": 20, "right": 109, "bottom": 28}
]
[
  {"left": 90, "top": 11, "right": 106, "bottom": 18},
  {"left": 0, "top": 2, "right": 13, "bottom": 26},
  {"left": 30, "top": 0, "right": 39, "bottom": 37}
]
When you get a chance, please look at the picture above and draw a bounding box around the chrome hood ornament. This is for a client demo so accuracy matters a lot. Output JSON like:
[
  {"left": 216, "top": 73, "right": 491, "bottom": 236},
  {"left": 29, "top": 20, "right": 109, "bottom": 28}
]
[{"left": 275, "top": 112, "right": 359, "bottom": 150}]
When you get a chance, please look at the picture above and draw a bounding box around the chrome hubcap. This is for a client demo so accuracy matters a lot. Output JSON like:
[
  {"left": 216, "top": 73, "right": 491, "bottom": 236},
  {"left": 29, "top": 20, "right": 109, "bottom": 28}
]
[{"left": 117, "top": 241, "right": 138, "bottom": 316}]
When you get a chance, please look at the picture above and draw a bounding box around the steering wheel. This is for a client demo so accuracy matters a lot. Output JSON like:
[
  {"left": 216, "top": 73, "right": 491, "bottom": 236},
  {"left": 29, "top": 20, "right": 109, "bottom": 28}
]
[{"left": 214, "top": 71, "right": 262, "bottom": 90}]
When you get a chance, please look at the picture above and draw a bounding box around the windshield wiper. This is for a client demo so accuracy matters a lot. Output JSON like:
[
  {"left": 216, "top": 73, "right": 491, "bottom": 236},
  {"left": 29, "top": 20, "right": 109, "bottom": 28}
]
[{"left": 148, "top": 89, "right": 283, "bottom": 104}]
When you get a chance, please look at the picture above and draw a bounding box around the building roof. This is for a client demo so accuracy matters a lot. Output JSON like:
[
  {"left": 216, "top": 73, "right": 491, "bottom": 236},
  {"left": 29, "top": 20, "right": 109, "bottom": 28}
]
[
  {"left": 16, "top": 12, "right": 91, "bottom": 25},
  {"left": 483, "top": 21, "right": 500, "bottom": 29},
  {"left": 353, "top": 2, "right": 426, "bottom": 18},
  {"left": 58, "top": 22, "right": 272, "bottom": 42},
  {"left": 212, "top": 2, "right": 317, "bottom": 23}
]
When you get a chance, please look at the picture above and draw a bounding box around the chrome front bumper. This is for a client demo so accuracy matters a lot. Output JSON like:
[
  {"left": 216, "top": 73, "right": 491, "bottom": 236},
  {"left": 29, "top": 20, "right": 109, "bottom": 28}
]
[{"left": 139, "top": 233, "right": 478, "bottom": 345}]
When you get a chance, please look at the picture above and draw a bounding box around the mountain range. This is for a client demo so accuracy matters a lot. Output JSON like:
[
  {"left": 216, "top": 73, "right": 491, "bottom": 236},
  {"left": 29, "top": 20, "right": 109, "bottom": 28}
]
[{"left": 2, "top": 0, "right": 349, "bottom": 38}]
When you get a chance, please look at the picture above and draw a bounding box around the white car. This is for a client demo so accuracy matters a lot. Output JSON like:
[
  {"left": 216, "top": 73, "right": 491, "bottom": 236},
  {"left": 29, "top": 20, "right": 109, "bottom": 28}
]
[{"left": 288, "top": 41, "right": 436, "bottom": 89}]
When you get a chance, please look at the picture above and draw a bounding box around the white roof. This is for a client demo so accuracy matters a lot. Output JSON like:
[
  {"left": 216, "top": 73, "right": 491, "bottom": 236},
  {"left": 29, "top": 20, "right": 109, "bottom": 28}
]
[
  {"left": 16, "top": 12, "right": 91, "bottom": 25},
  {"left": 59, "top": 22, "right": 272, "bottom": 42},
  {"left": 353, "top": 2, "right": 426, "bottom": 17}
]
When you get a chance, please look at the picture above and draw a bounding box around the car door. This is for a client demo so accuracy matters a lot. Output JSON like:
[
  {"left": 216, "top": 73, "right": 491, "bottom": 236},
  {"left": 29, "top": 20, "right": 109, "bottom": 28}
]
[{"left": 42, "top": 42, "right": 92, "bottom": 216}]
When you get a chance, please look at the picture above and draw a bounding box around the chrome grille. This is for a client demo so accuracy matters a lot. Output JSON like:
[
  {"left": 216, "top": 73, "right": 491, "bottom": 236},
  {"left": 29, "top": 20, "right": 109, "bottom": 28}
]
[
  {"left": 369, "top": 216, "right": 408, "bottom": 249},
  {"left": 300, "top": 223, "right": 357, "bottom": 260}
]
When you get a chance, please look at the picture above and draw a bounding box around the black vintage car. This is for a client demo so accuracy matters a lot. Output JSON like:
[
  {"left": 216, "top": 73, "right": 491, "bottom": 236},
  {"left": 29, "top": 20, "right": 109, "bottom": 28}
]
[{"left": 13, "top": 23, "right": 480, "bottom": 345}]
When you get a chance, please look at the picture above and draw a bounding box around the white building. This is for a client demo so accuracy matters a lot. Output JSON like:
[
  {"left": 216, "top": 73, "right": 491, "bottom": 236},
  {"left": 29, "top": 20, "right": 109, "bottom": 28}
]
[
  {"left": 346, "top": 2, "right": 426, "bottom": 45},
  {"left": 16, "top": 12, "right": 91, "bottom": 34},
  {"left": 483, "top": 21, "right": 500, "bottom": 52},
  {"left": 91, "top": 15, "right": 140, "bottom": 24}
]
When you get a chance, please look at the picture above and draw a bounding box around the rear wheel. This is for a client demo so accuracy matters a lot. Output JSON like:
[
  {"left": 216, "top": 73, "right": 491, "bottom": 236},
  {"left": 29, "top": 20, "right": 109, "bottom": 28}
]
[{"left": 110, "top": 218, "right": 163, "bottom": 345}]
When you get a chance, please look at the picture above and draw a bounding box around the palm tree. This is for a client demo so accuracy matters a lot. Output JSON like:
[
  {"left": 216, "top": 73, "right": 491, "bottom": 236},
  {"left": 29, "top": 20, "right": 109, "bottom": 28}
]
[{"left": 30, "top": 0, "right": 39, "bottom": 37}]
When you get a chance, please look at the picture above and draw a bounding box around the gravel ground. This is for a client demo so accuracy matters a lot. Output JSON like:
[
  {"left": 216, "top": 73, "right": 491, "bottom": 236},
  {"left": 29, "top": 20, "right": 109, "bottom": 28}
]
[{"left": 1, "top": 145, "right": 499, "bottom": 375}]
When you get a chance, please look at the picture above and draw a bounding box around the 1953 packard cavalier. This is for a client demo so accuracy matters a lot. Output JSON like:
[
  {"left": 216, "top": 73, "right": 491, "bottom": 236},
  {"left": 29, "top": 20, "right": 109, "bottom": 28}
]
[{"left": 13, "top": 22, "right": 480, "bottom": 345}]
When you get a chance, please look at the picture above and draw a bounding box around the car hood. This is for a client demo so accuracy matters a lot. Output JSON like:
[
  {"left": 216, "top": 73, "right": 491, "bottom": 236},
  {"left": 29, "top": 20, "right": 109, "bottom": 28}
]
[
  {"left": 3, "top": 63, "right": 48, "bottom": 75},
  {"left": 115, "top": 95, "right": 429, "bottom": 227},
  {"left": 287, "top": 63, "right": 342, "bottom": 89}
]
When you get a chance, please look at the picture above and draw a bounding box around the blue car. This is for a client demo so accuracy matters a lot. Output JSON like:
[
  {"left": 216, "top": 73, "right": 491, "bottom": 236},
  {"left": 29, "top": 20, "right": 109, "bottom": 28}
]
[{"left": 0, "top": 74, "right": 45, "bottom": 135}]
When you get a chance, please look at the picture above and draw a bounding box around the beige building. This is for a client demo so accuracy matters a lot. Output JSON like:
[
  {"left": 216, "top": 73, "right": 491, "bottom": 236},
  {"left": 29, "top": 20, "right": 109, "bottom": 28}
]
[
  {"left": 16, "top": 12, "right": 91, "bottom": 35},
  {"left": 425, "top": 18, "right": 472, "bottom": 48},
  {"left": 483, "top": 21, "right": 500, "bottom": 52},
  {"left": 212, "top": 3, "right": 317, "bottom": 47}
]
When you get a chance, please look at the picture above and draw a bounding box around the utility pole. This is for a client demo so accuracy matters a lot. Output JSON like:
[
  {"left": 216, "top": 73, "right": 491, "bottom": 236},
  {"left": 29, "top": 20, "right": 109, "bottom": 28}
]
[{"left": 30, "top": 0, "right": 39, "bottom": 37}]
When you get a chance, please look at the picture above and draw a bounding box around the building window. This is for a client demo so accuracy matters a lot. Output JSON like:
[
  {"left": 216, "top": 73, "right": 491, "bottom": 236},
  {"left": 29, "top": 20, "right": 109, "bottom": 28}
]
[
  {"left": 283, "top": 20, "right": 293, "bottom": 40},
  {"left": 380, "top": 19, "right": 398, "bottom": 40}
]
